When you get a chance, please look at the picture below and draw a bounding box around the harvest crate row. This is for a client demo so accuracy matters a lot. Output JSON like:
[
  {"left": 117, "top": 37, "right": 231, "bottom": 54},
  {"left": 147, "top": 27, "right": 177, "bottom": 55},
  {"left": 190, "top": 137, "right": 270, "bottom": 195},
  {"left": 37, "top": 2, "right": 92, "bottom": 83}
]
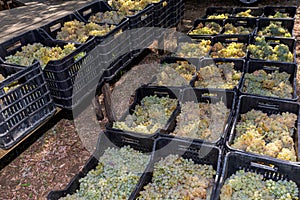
[
  {"left": 0, "top": 0, "right": 185, "bottom": 149},
  {"left": 47, "top": 5, "right": 300, "bottom": 199}
]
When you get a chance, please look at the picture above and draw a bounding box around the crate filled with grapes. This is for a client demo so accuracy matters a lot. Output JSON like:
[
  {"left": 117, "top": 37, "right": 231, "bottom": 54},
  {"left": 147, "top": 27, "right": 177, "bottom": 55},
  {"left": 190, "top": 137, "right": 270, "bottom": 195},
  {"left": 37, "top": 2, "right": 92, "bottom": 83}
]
[
  {"left": 107, "top": 86, "right": 180, "bottom": 137},
  {"left": 263, "top": 6, "right": 296, "bottom": 19},
  {"left": 163, "top": 88, "right": 235, "bottom": 145},
  {"left": 248, "top": 36, "right": 296, "bottom": 63},
  {"left": 47, "top": 130, "right": 154, "bottom": 200},
  {"left": 227, "top": 95, "right": 300, "bottom": 163},
  {"left": 210, "top": 35, "right": 249, "bottom": 59},
  {"left": 0, "top": 30, "right": 96, "bottom": 109},
  {"left": 131, "top": 137, "right": 222, "bottom": 200},
  {"left": 0, "top": 61, "right": 55, "bottom": 149},
  {"left": 241, "top": 60, "right": 297, "bottom": 101},
  {"left": 256, "top": 18, "right": 294, "bottom": 38},
  {"left": 192, "top": 58, "right": 244, "bottom": 91},
  {"left": 222, "top": 18, "right": 257, "bottom": 36},
  {"left": 215, "top": 151, "right": 300, "bottom": 200}
]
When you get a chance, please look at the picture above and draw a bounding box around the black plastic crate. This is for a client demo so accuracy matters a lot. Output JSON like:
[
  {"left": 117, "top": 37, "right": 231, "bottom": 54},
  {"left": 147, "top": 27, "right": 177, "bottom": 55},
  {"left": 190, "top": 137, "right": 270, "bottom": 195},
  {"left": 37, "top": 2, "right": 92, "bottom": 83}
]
[
  {"left": 131, "top": 137, "right": 222, "bottom": 200},
  {"left": 0, "top": 62, "right": 56, "bottom": 149},
  {"left": 170, "top": 0, "right": 185, "bottom": 27},
  {"left": 210, "top": 35, "right": 250, "bottom": 59},
  {"left": 162, "top": 88, "right": 236, "bottom": 145},
  {"left": 248, "top": 36, "right": 296, "bottom": 63},
  {"left": 232, "top": 7, "right": 263, "bottom": 18},
  {"left": 214, "top": 151, "right": 300, "bottom": 200},
  {"left": 47, "top": 130, "right": 155, "bottom": 200},
  {"left": 241, "top": 60, "right": 298, "bottom": 101},
  {"left": 152, "top": 0, "right": 173, "bottom": 28},
  {"left": 255, "top": 18, "right": 295, "bottom": 38},
  {"left": 0, "top": 29, "right": 99, "bottom": 109},
  {"left": 106, "top": 86, "right": 181, "bottom": 138},
  {"left": 222, "top": 18, "right": 257, "bottom": 36},
  {"left": 203, "top": 7, "right": 234, "bottom": 19},
  {"left": 192, "top": 58, "right": 245, "bottom": 91},
  {"left": 227, "top": 95, "right": 300, "bottom": 163},
  {"left": 263, "top": 6, "right": 297, "bottom": 19},
  {"left": 188, "top": 19, "right": 224, "bottom": 39}
]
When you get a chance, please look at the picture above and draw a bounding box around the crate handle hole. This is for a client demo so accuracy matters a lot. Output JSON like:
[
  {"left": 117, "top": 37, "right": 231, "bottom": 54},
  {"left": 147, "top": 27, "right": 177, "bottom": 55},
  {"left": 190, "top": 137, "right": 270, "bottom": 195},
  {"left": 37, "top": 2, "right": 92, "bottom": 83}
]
[
  {"left": 250, "top": 162, "right": 278, "bottom": 172},
  {"left": 6, "top": 40, "right": 21, "bottom": 52},
  {"left": 83, "top": 8, "right": 92, "bottom": 16},
  {"left": 50, "top": 23, "right": 62, "bottom": 33}
]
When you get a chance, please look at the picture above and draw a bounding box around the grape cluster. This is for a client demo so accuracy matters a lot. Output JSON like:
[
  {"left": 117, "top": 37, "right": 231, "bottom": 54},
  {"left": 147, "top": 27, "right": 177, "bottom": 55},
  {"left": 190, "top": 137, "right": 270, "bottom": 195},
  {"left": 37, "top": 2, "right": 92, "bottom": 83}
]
[
  {"left": 268, "top": 12, "right": 291, "bottom": 19},
  {"left": 138, "top": 154, "right": 216, "bottom": 200},
  {"left": 243, "top": 69, "right": 293, "bottom": 98},
  {"left": 176, "top": 40, "right": 211, "bottom": 58},
  {"left": 223, "top": 23, "right": 253, "bottom": 35},
  {"left": 57, "top": 20, "right": 116, "bottom": 43},
  {"left": 172, "top": 101, "right": 229, "bottom": 142},
  {"left": 258, "top": 21, "right": 292, "bottom": 38},
  {"left": 195, "top": 62, "right": 242, "bottom": 89},
  {"left": 207, "top": 13, "right": 229, "bottom": 19},
  {"left": 113, "top": 95, "right": 178, "bottom": 134},
  {"left": 189, "top": 22, "right": 222, "bottom": 35},
  {"left": 235, "top": 9, "right": 257, "bottom": 18},
  {"left": 248, "top": 37, "right": 294, "bottom": 62},
  {"left": 210, "top": 42, "right": 247, "bottom": 58},
  {"left": 221, "top": 170, "right": 299, "bottom": 200},
  {"left": 108, "top": 0, "right": 162, "bottom": 14},
  {"left": 88, "top": 11, "right": 125, "bottom": 24},
  {"left": 152, "top": 61, "right": 196, "bottom": 86},
  {"left": 5, "top": 43, "right": 81, "bottom": 69},
  {"left": 60, "top": 146, "right": 150, "bottom": 200},
  {"left": 232, "top": 109, "right": 297, "bottom": 161}
]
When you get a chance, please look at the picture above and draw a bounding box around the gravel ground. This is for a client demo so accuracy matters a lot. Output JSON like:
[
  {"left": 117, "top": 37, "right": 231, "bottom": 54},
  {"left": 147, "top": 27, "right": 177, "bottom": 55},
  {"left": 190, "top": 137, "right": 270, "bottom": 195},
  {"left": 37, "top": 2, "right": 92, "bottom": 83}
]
[{"left": 0, "top": 0, "right": 299, "bottom": 199}]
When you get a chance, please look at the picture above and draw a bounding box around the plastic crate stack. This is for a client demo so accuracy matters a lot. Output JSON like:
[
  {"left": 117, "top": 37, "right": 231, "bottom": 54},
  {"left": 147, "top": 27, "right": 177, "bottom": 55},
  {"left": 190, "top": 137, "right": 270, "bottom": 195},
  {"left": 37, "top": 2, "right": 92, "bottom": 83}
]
[
  {"left": 0, "top": 0, "right": 185, "bottom": 150},
  {"left": 47, "top": 5, "right": 300, "bottom": 200}
]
